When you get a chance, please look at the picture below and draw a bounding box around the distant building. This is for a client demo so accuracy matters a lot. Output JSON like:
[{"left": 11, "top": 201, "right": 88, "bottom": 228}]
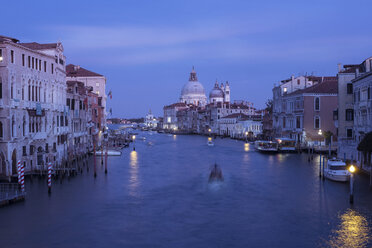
[
  {"left": 218, "top": 113, "right": 262, "bottom": 138},
  {"left": 66, "top": 64, "right": 107, "bottom": 124},
  {"left": 144, "top": 109, "right": 158, "bottom": 128}
]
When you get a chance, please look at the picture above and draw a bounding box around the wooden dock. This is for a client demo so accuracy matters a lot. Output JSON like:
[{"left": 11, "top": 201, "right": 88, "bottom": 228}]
[{"left": 0, "top": 183, "right": 26, "bottom": 207}]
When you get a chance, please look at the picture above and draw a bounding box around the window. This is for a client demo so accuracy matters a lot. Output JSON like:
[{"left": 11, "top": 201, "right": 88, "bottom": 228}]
[
  {"left": 0, "top": 49, "right": 3, "bottom": 62},
  {"left": 347, "top": 83, "right": 353, "bottom": 94},
  {"left": 22, "top": 54, "right": 25, "bottom": 66},
  {"left": 10, "top": 50, "right": 14, "bottom": 63},
  {"left": 39, "top": 60, "right": 41, "bottom": 71},
  {"left": 32, "top": 57, "right": 34, "bottom": 69},
  {"left": 0, "top": 121, "right": 2, "bottom": 138},
  {"left": 44, "top": 61, "right": 47, "bottom": 72},
  {"left": 368, "top": 87, "right": 371, "bottom": 100},
  {"left": 23, "top": 146, "right": 27, "bottom": 156},
  {"left": 333, "top": 110, "right": 338, "bottom": 120},
  {"left": 346, "top": 109, "right": 354, "bottom": 121},
  {"left": 314, "top": 116, "right": 320, "bottom": 129},
  {"left": 297, "top": 79, "right": 300, "bottom": 85},
  {"left": 28, "top": 84, "right": 31, "bottom": 101},
  {"left": 11, "top": 83, "right": 13, "bottom": 99},
  {"left": 283, "top": 87, "right": 287, "bottom": 93},
  {"left": 347, "top": 128, "right": 353, "bottom": 138},
  {"left": 0, "top": 77, "right": 2, "bottom": 99},
  {"left": 35, "top": 58, "right": 38, "bottom": 70},
  {"left": 51, "top": 63, "right": 54, "bottom": 74},
  {"left": 22, "top": 86, "right": 24, "bottom": 100},
  {"left": 296, "top": 116, "right": 301, "bottom": 129},
  {"left": 283, "top": 117, "right": 286, "bottom": 128},
  {"left": 28, "top": 56, "right": 30, "bottom": 68},
  {"left": 314, "top": 97, "right": 320, "bottom": 111}
]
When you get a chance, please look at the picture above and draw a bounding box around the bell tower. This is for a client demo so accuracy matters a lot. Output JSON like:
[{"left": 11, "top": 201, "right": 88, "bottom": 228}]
[{"left": 224, "top": 81, "right": 230, "bottom": 103}]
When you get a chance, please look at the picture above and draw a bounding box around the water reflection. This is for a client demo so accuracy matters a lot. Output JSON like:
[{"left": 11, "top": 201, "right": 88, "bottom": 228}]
[
  {"left": 129, "top": 151, "right": 139, "bottom": 197},
  {"left": 244, "top": 143, "right": 250, "bottom": 152},
  {"left": 327, "top": 209, "right": 371, "bottom": 248},
  {"left": 173, "top": 134, "right": 177, "bottom": 140}
]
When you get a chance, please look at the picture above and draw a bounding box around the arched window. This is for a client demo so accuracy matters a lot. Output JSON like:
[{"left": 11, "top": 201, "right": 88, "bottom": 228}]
[
  {"left": 28, "top": 80, "right": 31, "bottom": 101},
  {"left": 0, "top": 76, "right": 2, "bottom": 99},
  {"left": 0, "top": 121, "right": 3, "bottom": 138},
  {"left": 314, "top": 116, "right": 320, "bottom": 129},
  {"left": 11, "top": 116, "right": 15, "bottom": 137},
  {"left": 23, "top": 116, "right": 26, "bottom": 136},
  {"left": 314, "top": 97, "right": 320, "bottom": 111}
]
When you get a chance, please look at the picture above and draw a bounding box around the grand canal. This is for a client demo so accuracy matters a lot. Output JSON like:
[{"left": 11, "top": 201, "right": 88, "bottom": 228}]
[{"left": 1, "top": 132, "right": 372, "bottom": 248}]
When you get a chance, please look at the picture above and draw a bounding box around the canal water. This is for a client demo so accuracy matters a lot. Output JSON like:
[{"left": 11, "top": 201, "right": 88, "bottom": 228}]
[{"left": 1, "top": 132, "right": 372, "bottom": 248}]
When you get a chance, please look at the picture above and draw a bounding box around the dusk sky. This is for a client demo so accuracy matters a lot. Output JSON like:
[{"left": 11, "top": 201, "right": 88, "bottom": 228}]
[{"left": 2, "top": 0, "right": 372, "bottom": 118}]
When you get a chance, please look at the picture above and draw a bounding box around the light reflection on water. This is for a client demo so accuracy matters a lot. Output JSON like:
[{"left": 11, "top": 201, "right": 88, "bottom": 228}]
[
  {"left": 244, "top": 143, "right": 249, "bottom": 152},
  {"left": 129, "top": 151, "right": 139, "bottom": 197},
  {"left": 327, "top": 209, "right": 371, "bottom": 248}
]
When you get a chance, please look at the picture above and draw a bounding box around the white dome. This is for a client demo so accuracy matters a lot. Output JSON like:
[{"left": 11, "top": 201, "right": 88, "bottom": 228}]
[
  {"left": 181, "top": 81, "right": 206, "bottom": 96},
  {"left": 180, "top": 68, "right": 207, "bottom": 106}
]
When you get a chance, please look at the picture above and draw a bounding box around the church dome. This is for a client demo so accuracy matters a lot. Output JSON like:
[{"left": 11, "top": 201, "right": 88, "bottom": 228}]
[
  {"left": 209, "top": 82, "right": 224, "bottom": 98},
  {"left": 180, "top": 67, "right": 207, "bottom": 106}
]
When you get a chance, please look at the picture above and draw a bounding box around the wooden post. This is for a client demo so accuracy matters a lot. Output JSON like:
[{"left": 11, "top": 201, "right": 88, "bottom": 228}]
[{"left": 93, "top": 135, "right": 97, "bottom": 178}]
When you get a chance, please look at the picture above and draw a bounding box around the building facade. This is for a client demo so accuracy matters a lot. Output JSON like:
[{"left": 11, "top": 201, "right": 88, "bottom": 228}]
[{"left": 0, "top": 35, "right": 67, "bottom": 176}]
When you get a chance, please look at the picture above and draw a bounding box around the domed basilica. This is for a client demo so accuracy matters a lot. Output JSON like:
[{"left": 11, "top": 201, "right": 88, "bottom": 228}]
[{"left": 180, "top": 67, "right": 230, "bottom": 106}]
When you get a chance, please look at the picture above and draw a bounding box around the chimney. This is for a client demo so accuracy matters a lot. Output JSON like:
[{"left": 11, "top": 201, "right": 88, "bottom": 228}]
[
  {"left": 74, "top": 65, "right": 80, "bottom": 71},
  {"left": 337, "top": 63, "right": 342, "bottom": 72}
]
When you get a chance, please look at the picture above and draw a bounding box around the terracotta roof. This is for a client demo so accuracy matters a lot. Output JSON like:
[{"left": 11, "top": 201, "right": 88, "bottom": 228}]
[
  {"left": 66, "top": 64, "right": 103, "bottom": 77},
  {"left": 0, "top": 35, "right": 19, "bottom": 43},
  {"left": 20, "top": 42, "right": 57, "bottom": 50},
  {"left": 286, "top": 79, "right": 338, "bottom": 96},
  {"left": 163, "top": 102, "right": 187, "bottom": 109}
]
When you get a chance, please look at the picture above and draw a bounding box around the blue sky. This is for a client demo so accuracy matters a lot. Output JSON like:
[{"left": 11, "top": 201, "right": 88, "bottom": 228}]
[{"left": 2, "top": 0, "right": 372, "bottom": 117}]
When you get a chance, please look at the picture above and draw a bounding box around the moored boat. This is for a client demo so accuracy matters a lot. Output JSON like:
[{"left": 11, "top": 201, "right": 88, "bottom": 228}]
[
  {"left": 254, "top": 140, "right": 278, "bottom": 153},
  {"left": 324, "top": 158, "right": 350, "bottom": 182},
  {"left": 207, "top": 137, "right": 214, "bottom": 146},
  {"left": 276, "top": 138, "right": 296, "bottom": 152},
  {"left": 93, "top": 150, "right": 122, "bottom": 156}
]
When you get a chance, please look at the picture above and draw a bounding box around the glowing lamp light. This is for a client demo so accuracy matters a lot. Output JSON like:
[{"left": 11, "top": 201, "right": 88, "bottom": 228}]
[
  {"left": 208, "top": 137, "right": 212, "bottom": 141},
  {"left": 349, "top": 165, "right": 356, "bottom": 173},
  {"left": 132, "top": 135, "right": 136, "bottom": 140},
  {"left": 318, "top": 129, "right": 322, "bottom": 135},
  {"left": 245, "top": 131, "right": 248, "bottom": 136},
  {"left": 208, "top": 128, "right": 211, "bottom": 132}
]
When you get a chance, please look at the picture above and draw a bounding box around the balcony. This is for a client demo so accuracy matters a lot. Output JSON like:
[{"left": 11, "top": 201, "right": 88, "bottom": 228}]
[
  {"left": 33, "top": 132, "right": 47, "bottom": 140},
  {"left": 10, "top": 99, "right": 20, "bottom": 108}
]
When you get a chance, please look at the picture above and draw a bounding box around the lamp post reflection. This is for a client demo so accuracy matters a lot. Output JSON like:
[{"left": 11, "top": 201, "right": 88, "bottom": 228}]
[
  {"left": 327, "top": 209, "right": 371, "bottom": 248},
  {"left": 129, "top": 151, "right": 139, "bottom": 197},
  {"left": 244, "top": 143, "right": 249, "bottom": 152}
]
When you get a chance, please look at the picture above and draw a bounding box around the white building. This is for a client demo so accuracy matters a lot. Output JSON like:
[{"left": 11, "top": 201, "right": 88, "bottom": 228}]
[
  {"left": 352, "top": 57, "right": 372, "bottom": 167},
  {"left": 145, "top": 109, "right": 158, "bottom": 128},
  {"left": 180, "top": 67, "right": 207, "bottom": 106},
  {"left": 0, "top": 35, "right": 67, "bottom": 177},
  {"left": 218, "top": 113, "right": 262, "bottom": 138}
]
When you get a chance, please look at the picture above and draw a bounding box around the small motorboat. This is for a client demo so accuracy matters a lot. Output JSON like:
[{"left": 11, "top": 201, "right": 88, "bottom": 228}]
[
  {"left": 93, "top": 150, "right": 122, "bottom": 156},
  {"left": 324, "top": 158, "right": 350, "bottom": 182},
  {"left": 209, "top": 163, "right": 223, "bottom": 182},
  {"left": 207, "top": 137, "right": 214, "bottom": 146}
]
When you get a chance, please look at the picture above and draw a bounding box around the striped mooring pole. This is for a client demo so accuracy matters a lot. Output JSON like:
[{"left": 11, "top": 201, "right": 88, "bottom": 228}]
[
  {"left": 17, "top": 160, "right": 21, "bottom": 184},
  {"left": 20, "top": 162, "right": 25, "bottom": 193},
  {"left": 48, "top": 162, "right": 52, "bottom": 194}
]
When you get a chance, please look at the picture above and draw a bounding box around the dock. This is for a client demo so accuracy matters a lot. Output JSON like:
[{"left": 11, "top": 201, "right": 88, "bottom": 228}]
[{"left": 0, "top": 183, "right": 26, "bottom": 207}]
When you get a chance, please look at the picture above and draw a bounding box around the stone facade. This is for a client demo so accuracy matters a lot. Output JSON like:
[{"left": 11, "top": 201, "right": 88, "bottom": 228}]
[{"left": 0, "top": 36, "right": 67, "bottom": 176}]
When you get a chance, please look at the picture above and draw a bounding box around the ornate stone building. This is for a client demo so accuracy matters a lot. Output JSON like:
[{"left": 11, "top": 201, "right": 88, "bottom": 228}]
[{"left": 0, "top": 35, "right": 67, "bottom": 177}]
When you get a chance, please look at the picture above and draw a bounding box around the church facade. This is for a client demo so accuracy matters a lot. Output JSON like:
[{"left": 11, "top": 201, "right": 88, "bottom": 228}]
[{"left": 163, "top": 67, "right": 259, "bottom": 136}]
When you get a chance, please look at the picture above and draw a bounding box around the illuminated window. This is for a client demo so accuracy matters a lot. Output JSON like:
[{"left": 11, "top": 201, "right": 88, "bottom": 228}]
[
  {"left": 283, "top": 87, "right": 287, "bottom": 93},
  {"left": 0, "top": 49, "right": 3, "bottom": 62}
]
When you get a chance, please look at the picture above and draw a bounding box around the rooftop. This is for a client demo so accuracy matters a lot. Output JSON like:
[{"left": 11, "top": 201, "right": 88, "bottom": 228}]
[
  {"left": 286, "top": 79, "right": 338, "bottom": 96},
  {"left": 66, "top": 64, "right": 103, "bottom": 77},
  {"left": 19, "top": 42, "right": 58, "bottom": 50}
]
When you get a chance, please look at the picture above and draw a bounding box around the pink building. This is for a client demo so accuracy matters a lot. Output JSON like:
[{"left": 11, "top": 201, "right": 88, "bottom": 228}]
[{"left": 276, "top": 78, "right": 338, "bottom": 146}]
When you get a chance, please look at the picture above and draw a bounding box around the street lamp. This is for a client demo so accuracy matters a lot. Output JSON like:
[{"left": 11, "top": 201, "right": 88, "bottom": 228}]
[
  {"left": 132, "top": 135, "right": 136, "bottom": 151},
  {"left": 245, "top": 131, "right": 248, "bottom": 143},
  {"left": 349, "top": 165, "right": 356, "bottom": 204}
]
